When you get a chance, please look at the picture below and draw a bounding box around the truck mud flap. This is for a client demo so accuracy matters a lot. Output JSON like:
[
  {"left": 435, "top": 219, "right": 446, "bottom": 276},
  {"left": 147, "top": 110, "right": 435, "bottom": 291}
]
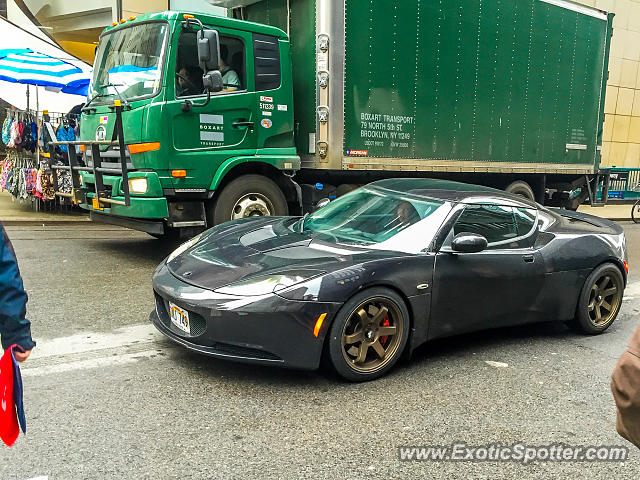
[{"left": 49, "top": 102, "right": 131, "bottom": 209}]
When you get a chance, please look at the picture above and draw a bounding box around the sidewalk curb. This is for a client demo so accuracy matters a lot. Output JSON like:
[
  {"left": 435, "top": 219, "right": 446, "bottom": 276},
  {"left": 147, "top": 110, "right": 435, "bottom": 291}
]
[{"left": 1, "top": 219, "right": 91, "bottom": 226}]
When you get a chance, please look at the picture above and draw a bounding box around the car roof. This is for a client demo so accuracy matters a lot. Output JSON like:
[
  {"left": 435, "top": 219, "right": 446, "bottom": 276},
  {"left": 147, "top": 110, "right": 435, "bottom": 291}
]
[{"left": 369, "top": 178, "right": 540, "bottom": 208}]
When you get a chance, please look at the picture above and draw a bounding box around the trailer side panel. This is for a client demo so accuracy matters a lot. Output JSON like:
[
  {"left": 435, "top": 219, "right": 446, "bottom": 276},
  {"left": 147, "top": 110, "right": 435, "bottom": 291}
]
[{"left": 342, "top": 0, "right": 610, "bottom": 173}]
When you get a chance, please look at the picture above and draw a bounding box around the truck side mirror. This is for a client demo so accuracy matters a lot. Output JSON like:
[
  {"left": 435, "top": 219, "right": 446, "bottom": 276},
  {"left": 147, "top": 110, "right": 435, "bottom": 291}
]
[
  {"left": 203, "top": 70, "right": 223, "bottom": 93},
  {"left": 197, "top": 29, "right": 220, "bottom": 72},
  {"left": 197, "top": 29, "right": 223, "bottom": 93}
]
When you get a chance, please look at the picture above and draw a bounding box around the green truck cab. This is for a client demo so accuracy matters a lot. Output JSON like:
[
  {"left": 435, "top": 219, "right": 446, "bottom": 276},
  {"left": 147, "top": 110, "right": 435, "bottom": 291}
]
[
  {"left": 76, "top": 11, "right": 299, "bottom": 236},
  {"left": 62, "top": 1, "right": 614, "bottom": 237}
]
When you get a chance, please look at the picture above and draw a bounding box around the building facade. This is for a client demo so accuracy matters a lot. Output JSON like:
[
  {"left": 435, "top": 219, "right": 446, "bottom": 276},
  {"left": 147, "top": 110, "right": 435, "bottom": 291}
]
[
  {"left": 579, "top": 0, "right": 640, "bottom": 168},
  {"left": 7, "top": 0, "right": 225, "bottom": 63}
]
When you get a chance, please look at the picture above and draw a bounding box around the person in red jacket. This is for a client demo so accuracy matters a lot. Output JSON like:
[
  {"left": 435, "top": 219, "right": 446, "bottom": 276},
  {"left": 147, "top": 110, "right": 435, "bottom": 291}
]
[{"left": 0, "top": 221, "right": 35, "bottom": 361}]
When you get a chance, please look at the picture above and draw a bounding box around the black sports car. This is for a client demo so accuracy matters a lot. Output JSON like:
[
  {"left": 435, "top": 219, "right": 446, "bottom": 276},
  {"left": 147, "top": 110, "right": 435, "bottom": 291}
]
[{"left": 151, "top": 178, "right": 628, "bottom": 381}]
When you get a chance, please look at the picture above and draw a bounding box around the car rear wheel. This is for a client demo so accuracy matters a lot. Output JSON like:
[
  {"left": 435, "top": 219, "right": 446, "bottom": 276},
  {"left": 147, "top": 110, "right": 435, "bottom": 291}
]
[
  {"left": 573, "top": 263, "right": 624, "bottom": 334},
  {"left": 327, "top": 287, "right": 410, "bottom": 382},
  {"left": 210, "top": 174, "right": 288, "bottom": 226}
]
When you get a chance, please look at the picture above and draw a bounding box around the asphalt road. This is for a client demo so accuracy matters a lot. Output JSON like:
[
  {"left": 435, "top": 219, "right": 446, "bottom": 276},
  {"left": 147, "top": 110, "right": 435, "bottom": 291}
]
[{"left": 3, "top": 222, "right": 640, "bottom": 479}]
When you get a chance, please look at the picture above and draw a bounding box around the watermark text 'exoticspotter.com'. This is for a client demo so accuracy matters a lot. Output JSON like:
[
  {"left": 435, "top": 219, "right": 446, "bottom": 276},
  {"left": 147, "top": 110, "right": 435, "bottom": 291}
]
[{"left": 398, "top": 443, "right": 628, "bottom": 464}]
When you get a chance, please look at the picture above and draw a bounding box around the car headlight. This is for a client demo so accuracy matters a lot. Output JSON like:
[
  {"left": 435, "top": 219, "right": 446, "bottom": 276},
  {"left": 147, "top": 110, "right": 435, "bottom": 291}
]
[
  {"left": 167, "top": 233, "right": 203, "bottom": 262},
  {"left": 128, "top": 177, "right": 148, "bottom": 194},
  {"left": 214, "top": 270, "right": 325, "bottom": 296}
]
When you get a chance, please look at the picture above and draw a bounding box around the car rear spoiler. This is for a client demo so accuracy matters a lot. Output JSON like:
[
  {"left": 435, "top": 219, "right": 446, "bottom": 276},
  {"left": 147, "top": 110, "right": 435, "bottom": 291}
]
[{"left": 47, "top": 102, "right": 131, "bottom": 208}]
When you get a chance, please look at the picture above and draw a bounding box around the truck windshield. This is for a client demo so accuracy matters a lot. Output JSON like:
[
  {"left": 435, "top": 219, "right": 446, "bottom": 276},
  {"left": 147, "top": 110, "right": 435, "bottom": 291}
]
[
  {"left": 296, "top": 187, "right": 450, "bottom": 252},
  {"left": 90, "top": 22, "right": 168, "bottom": 104}
]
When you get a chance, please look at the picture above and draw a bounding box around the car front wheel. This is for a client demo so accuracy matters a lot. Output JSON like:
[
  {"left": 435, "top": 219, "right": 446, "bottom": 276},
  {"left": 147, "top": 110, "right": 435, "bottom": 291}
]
[
  {"left": 327, "top": 287, "right": 410, "bottom": 382},
  {"left": 573, "top": 263, "right": 624, "bottom": 334}
]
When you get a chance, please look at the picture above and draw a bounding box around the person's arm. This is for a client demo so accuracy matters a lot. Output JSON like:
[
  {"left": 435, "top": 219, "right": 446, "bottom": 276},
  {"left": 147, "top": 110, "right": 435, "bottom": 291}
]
[
  {"left": 222, "top": 70, "right": 241, "bottom": 91},
  {"left": 0, "top": 223, "right": 35, "bottom": 360}
]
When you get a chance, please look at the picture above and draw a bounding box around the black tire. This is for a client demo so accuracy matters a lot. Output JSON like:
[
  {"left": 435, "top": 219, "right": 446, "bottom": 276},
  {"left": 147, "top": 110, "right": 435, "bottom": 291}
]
[
  {"left": 572, "top": 263, "right": 624, "bottom": 334},
  {"left": 326, "top": 287, "right": 410, "bottom": 382},
  {"left": 505, "top": 180, "right": 535, "bottom": 201},
  {"left": 632, "top": 201, "right": 640, "bottom": 224},
  {"left": 210, "top": 174, "right": 288, "bottom": 226}
]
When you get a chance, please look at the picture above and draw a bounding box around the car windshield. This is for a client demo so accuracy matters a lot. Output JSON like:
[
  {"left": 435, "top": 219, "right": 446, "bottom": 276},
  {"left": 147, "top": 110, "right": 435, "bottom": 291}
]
[
  {"left": 90, "top": 22, "right": 168, "bottom": 104},
  {"left": 297, "top": 186, "right": 451, "bottom": 252}
]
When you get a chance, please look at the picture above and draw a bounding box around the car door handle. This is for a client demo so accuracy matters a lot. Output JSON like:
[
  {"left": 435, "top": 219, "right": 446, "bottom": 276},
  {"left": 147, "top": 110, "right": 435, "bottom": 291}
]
[
  {"left": 232, "top": 121, "right": 254, "bottom": 130},
  {"left": 523, "top": 254, "right": 535, "bottom": 263}
]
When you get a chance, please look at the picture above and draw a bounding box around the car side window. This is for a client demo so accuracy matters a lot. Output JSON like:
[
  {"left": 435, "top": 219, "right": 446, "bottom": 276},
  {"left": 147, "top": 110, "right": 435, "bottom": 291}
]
[
  {"left": 453, "top": 204, "right": 518, "bottom": 244},
  {"left": 175, "top": 31, "right": 245, "bottom": 98},
  {"left": 514, "top": 207, "right": 537, "bottom": 236}
]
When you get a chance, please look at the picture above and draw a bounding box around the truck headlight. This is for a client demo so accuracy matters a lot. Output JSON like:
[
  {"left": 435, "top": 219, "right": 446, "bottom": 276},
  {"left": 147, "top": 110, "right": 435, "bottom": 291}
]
[
  {"left": 128, "top": 177, "right": 148, "bottom": 194},
  {"left": 214, "top": 270, "right": 325, "bottom": 296}
]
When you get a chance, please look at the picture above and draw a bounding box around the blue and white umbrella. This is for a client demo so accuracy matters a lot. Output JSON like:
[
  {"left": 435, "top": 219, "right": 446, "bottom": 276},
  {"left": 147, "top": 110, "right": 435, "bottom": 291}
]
[{"left": 0, "top": 48, "right": 90, "bottom": 96}]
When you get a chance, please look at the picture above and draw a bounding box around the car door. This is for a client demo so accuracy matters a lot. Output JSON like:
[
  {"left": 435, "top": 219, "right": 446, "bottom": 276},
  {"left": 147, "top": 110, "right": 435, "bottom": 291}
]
[
  {"left": 166, "top": 25, "right": 257, "bottom": 189},
  {"left": 428, "top": 203, "right": 546, "bottom": 339}
]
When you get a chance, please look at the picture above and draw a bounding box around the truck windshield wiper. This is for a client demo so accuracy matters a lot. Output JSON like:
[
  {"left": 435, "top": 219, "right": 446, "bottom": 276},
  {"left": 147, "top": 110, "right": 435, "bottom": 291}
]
[
  {"left": 99, "top": 83, "right": 129, "bottom": 107},
  {"left": 82, "top": 91, "right": 110, "bottom": 111}
]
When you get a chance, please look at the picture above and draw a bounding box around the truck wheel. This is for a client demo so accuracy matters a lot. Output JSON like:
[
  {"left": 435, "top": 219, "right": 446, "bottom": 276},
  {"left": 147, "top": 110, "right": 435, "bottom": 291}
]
[
  {"left": 212, "top": 174, "right": 288, "bottom": 225},
  {"left": 505, "top": 181, "right": 535, "bottom": 201}
]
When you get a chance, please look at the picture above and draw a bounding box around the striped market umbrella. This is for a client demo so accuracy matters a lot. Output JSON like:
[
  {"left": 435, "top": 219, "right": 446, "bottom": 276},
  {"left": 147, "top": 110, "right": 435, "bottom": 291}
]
[{"left": 0, "top": 48, "right": 90, "bottom": 96}]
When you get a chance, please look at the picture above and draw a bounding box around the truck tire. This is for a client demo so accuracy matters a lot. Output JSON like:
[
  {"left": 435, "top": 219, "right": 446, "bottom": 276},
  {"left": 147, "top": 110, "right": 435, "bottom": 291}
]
[
  {"left": 211, "top": 174, "right": 288, "bottom": 225},
  {"left": 505, "top": 180, "right": 535, "bottom": 201}
]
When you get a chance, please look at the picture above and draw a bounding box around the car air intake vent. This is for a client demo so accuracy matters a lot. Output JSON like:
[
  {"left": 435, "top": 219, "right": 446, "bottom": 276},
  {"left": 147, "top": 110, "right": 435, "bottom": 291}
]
[{"left": 212, "top": 342, "right": 281, "bottom": 361}]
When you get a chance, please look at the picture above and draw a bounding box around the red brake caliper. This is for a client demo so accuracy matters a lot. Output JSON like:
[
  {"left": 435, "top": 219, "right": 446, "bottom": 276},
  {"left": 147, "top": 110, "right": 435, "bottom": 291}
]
[{"left": 380, "top": 314, "right": 390, "bottom": 345}]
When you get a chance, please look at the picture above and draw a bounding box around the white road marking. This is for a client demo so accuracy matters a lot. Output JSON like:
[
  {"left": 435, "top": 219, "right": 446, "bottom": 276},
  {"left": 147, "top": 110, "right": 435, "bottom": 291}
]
[
  {"left": 624, "top": 280, "right": 640, "bottom": 298},
  {"left": 22, "top": 350, "right": 160, "bottom": 377},
  {"left": 485, "top": 361, "right": 508, "bottom": 368},
  {"left": 20, "top": 324, "right": 166, "bottom": 377},
  {"left": 32, "top": 324, "right": 157, "bottom": 359}
]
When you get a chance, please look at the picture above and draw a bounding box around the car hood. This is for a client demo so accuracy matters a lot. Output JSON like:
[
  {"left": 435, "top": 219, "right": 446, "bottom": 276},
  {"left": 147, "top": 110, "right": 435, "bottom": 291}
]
[{"left": 166, "top": 217, "right": 375, "bottom": 291}]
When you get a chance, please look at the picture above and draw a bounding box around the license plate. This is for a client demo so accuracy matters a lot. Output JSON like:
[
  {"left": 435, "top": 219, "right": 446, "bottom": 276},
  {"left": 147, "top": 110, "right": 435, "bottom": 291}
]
[
  {"left": 169, "top": 302, "right": 190, "bottom": 334},
  {"left": 92, "top": 198, "right": 103, "bottom": 210}
]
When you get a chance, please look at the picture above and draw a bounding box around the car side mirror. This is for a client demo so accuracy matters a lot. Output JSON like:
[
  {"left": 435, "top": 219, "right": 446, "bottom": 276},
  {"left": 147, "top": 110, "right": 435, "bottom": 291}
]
[{"left": 451, "top": 233, "right": 488, "bottom": 253}]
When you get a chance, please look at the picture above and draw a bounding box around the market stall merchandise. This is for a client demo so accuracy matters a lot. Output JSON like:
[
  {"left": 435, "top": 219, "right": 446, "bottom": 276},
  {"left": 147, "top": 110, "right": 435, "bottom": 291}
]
[{"left": 0, "top": 106, "right": 80, "bottom": 210}]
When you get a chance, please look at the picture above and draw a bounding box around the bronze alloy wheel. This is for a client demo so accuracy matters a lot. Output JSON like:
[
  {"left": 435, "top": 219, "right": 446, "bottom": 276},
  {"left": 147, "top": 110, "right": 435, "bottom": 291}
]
[
  {"left": 573, "top": 263, "right": 625, "bottom": 335},
  {"left": 587, "top": 273, "right": 623, "bottom": 327},
  {"left": 340, "top": 297, "right": 404, "bottom": 373}
]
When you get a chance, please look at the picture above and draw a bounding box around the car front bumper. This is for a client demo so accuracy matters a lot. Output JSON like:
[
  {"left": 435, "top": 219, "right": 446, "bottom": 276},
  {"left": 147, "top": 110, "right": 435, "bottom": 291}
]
[{"left": 151, "top": 262, "right": 342, "bottom": 370}]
